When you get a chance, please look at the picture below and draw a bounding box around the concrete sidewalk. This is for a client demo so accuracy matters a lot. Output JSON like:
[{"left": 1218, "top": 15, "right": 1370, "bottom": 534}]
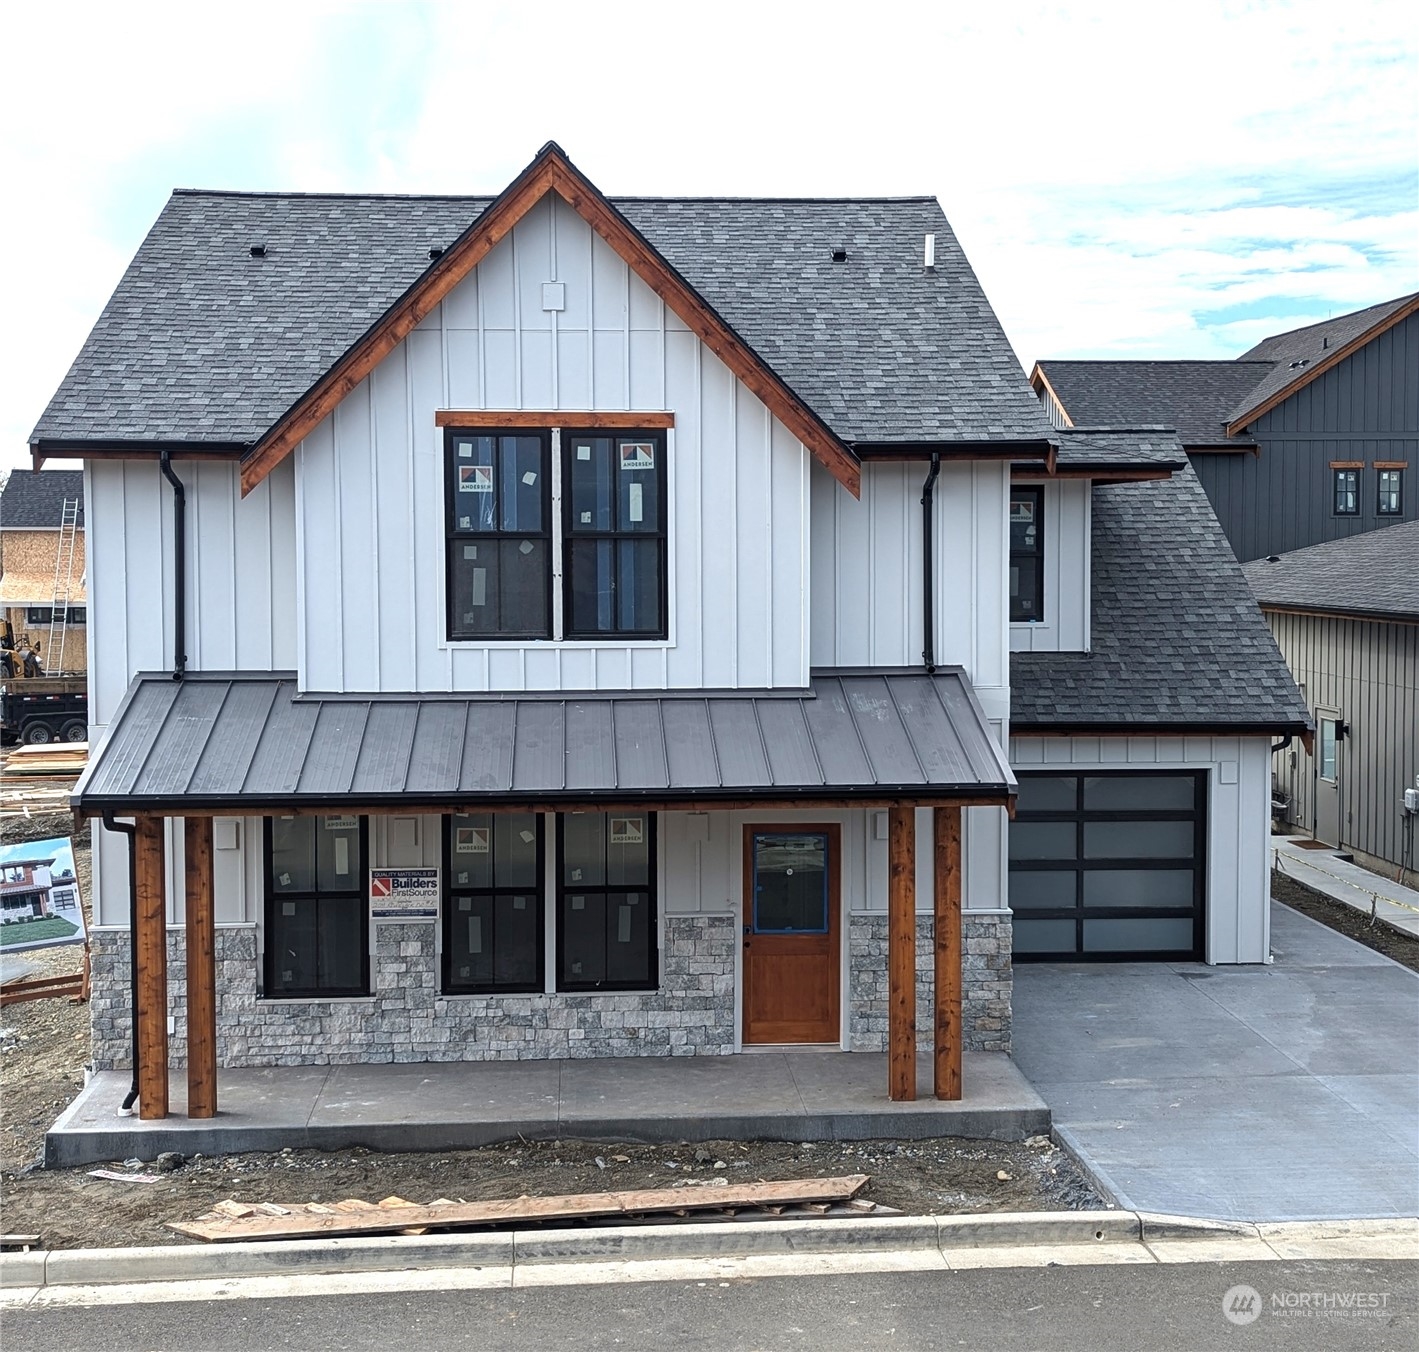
[
  {"left": 1273, "top": 835, "right": 1419, "bottom": 938},
  {"left": 1013, "top": 901, "right": 1419, "bottom": 1222},
  {"left": 45, "top": 1050, "right": 1048, "bottom": 1168}
]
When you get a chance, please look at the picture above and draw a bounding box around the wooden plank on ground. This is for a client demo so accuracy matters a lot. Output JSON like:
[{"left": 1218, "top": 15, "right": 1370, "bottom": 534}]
[{"left": 166, "top": 1175, "right": 872, "bottom": 1243}]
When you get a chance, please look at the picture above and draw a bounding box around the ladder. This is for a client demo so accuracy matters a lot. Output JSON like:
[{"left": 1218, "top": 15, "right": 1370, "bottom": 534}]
[{"left": 44, "top": 498, "right": 81, "bottom": 675}]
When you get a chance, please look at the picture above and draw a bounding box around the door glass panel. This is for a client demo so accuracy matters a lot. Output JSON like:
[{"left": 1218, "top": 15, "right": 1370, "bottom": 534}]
[
  {"left": 752, "top": 833, "right": 828, "bottom": 933},
  {"left": 1083, "top": 775, "right": 1195, "bottom": 812},
  {"left": 1083, "top": 869, "right": 1194, "bottom": 909},
  {"left": 1083, "top": 917, "right": 1195, "bottom": 952},
  {"left": 1012, "top": 918, "right": 1077, "bottom": 954},
  {"left": 1319, "top": 719, "right": 1337, "bottom": 780},
  {"left": 1084, "top": 820, "right": 1193, "bottom": 859},
  {"left": 1008, "top": 821, "right": 1077, "bottom": 861},
  {"left": 1016, "top": 776, "right": 1077, "bottom": 813},
  {"left": 1009, "top": 870, "right": 1076, "bottom": 910}
]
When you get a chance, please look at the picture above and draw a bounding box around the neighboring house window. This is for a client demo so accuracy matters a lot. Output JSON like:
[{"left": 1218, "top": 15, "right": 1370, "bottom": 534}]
[
  {"left": 563, "top": 433, "right": 667, "bottom": 637},
  {"left": 557, "top": 812, "right": 657, "bottom": 991},
  {"left": 24, "top": 606, "right": 85, "bottom": 625},
  {"left": 443, "top": 813, "right": 544, "bottom": 994},
  {"left": 263, "top": 816, "right": 369, "bottom": 997},
  {"left": 1332, "top": 469, "right": 1359, "bottom": 516},
  {"left": 446, "top": 432, "right": 552, "bottom": 639},
  {"left": 443, "top": 428, "right": 667, "bottom": 641},
  {"left": 1377, "top": 468, "right": 1404, "bottom": 516},
  {"left": 1009, "top": 487, "right": 1044, "bottom": 623}
]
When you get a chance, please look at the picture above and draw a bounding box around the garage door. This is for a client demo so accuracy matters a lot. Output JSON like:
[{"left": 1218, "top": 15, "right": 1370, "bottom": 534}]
[{"left": 1009, "top": 771, "right": 1205, "bottom": 960}]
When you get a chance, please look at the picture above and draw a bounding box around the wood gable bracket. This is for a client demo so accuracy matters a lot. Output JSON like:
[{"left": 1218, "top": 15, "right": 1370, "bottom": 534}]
[{"left": 239, "top": 142, "right": 861, "bottom": 498}]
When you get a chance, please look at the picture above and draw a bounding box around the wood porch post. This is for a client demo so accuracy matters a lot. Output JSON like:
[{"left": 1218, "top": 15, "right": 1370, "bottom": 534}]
[
  {"left": 134, "top": 814, "right": 169, "bottom": 1120},
  {"left": 887, "top": 802, "right": 917, "bottom": 1102},
  {"left": 184, "top": 817, "right": 217, "bottom": 1119},
  {"left": 933, "top": 805, "right": 963, "bottom": 1101}
]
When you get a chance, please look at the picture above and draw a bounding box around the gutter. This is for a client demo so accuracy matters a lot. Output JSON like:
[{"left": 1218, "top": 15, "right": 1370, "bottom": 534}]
[{"left": 158, "top": 453, "right": 187, "bottom": 681}]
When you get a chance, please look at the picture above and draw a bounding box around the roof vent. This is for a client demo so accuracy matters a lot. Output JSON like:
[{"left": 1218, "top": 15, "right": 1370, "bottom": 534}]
[
  {"left": 249, "top": 244, "right": 267, "bottom": 258},
  {"left": 1322, "top": 336, "right": 1329, "bottom": 349},
  {"left": 1288, "top": 358, "right": 1309, "bottom": 369},
  {"left": 924, "top": 234, "right": 936, "bottom": 269},
  {"left": 428, "top": 246, "right": 444, "bottom": 260},
  {"left": 1265, "top": 554, "right": 1281, "bottom": 563},
  {"left": 830, "top": 247, "right": 848, "bottom": 263}
]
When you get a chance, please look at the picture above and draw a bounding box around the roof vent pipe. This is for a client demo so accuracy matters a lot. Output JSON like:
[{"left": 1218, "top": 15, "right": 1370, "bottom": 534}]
[
  {"left": 924, "top": 234, "right": 936, "bottom": 270},
  {"left": 158, "top": 452, "right": 187, "bottom": 681}
]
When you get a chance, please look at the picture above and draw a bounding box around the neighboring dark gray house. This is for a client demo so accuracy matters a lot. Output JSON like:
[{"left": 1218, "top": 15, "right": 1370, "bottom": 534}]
[
  {"left": 1244, "top": 520, "right": 1419, "bottom": 878},
  {"left": 1032, "top": 293, "right": 1419, "bottom": 561}
]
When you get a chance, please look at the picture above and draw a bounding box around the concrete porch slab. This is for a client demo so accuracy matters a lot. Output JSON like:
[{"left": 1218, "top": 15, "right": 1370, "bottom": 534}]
[{"left": 44, "top": 1051, "right": 1048, "bottom": 1168}]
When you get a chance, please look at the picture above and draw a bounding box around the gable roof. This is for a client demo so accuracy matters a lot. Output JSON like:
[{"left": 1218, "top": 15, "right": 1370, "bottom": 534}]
[
  {"left": 1229, "top": 292, "right": 1419, "bottom": 431},
  {"left": 1011, "top": 462, "right": 1310, "bottom": 733},
  {"left": 0, "top": 469, "right": 84, "bottom": 529},
  {"left": 1243, "top": 520, "right": 1419, "bottom": 622},
  {"left": 1031, "top": 361, "right": 1269, "bottom": 448},
  {"left": 32, "top": 144, "right": 1055, "bottom": 496},
  {"left": 1020, "top": 426, "right": 1188, "bottom": 478}
]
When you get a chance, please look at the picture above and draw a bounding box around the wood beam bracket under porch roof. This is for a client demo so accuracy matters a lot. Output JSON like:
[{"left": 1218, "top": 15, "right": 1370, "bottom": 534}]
[{"left": 77, "top": 669, "right": 1015, "bottom": 1120}]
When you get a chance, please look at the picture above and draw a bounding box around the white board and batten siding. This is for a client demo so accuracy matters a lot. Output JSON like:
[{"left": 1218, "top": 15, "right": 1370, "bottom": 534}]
[
  {"left": 1009, "top": 478, "right": 1089, "bottom": 654},
  {"left": 1010, "top": 734, "right": 1274, "bottom": 964},
  {"left": 296, "top": 191, "right": 812, "bottom": 695}
]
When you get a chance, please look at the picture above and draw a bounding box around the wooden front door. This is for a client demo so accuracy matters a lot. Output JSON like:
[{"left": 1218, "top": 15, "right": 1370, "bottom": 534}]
[{"left": 742, "top": 825, "right": 840, "bottom": 1045}]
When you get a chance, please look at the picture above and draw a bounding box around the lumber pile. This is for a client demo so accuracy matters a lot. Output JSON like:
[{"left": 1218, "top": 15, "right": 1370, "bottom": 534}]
[
  {"left": 3, "top": 742, "right": 88, "bottom": 777},
  {"left": 167, "top": 1174, "right": 874, "bottom": 1242}
]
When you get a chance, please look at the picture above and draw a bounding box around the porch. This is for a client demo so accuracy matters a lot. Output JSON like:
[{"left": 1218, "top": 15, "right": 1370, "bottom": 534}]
[{"left": 46, "top": 1049, "right": 1048, "bottom": 1168}]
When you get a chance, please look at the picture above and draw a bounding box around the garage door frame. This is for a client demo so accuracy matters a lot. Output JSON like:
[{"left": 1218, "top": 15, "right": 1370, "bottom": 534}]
[{"left": 1010, "top": 769, "right": 1207, "bottom": 962}]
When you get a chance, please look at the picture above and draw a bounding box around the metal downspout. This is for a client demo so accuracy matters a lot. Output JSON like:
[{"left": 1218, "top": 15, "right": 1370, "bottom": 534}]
[
  {"left": 920, "top": 452, "right": 941, "bottom": 672},
  {"left": 100, "top": 814, "right": 140, "bottom": 1114},
  {"left": 158, "top": 453, "right": 187, "bottom": 681}
]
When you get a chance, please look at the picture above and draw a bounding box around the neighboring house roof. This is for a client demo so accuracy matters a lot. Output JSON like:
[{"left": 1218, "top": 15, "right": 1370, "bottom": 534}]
[
  {"left": 74, "top": 669, "right": 1017, "bottom": 816},
  {"left": 1031, "top": 361, "right": 1269, "bottom": 448},
  {"left": 1011, "top": 462, "right": 1310, "bottom": 733},
  {"left": 32, "top": 144, "right": 1053, "bottom": 490},
  {"left": 0, "top": 470, "right": 84, "bottom": 528},
  {"left": 1230, "top": 292, "right": 1419, "bottom": 430},
  {"left": 1038, "top": 426, "right": 1189, "bottom": 476},
  {"left": 1242, "top": 520, "right": 1419, "bottom": 622}
]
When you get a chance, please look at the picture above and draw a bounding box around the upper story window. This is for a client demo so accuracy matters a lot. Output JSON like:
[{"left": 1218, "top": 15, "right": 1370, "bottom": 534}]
[
  {"left": 25, "top": 606, "right": 85, "bottom": 626},
  {"left": 444, "top": 426, "right": 667, "bottom": 642},
  {"left": 1377, "top": 467, "right": 1404, "bottom": 516},
  {"left": 1332, "top": 468, "right": 1359, "bottom": 516},
  {"left": 1009, "top": 486, "right": 1044, "bottom": 623}
]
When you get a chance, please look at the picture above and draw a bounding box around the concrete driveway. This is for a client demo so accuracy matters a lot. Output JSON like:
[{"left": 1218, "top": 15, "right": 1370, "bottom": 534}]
[{"left": 1013, "top": 901, "right": 1419, "bottom": 1221}]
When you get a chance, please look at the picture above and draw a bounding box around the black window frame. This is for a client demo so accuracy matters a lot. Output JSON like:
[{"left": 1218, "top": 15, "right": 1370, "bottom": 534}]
[
  {"left": 262, "top": 815, "right": 370, "bottom": 999},
  {"left": 561, "top": 430, "right": 669, "bottom": 640},
  {"left": 24, "top": 606, "right": 85, "bottom": 626},
  {"left": 1332, "top": 468, "right": 1360, "bottom": 516},
  {"left": 1009, "top": 771, "right": 1206, "bottom": 962},
  {"left": 1377, "top": 467, "right": 1404, "bottom": 516},
  {"left": 555, "top": 812, "right": 659, "bottom": 992},
  {"left": 441, "top": 812, "right": 546, "bottom": 995},
  {"left": 1009, "top": 485, "right": 1045, "bottom": 624},
  {"left": 444, "top": 428, "right": 554, "bottom": 641}
]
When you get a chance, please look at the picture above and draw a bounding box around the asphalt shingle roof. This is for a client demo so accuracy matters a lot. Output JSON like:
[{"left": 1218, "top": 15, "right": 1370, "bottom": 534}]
[
  {"left": 1044, "top": 426, "right": 1189, "bottom": 472},
  {"left": 1036, "top": 361, "right": 1270, "bottom": 447},
  {"left": 1011, "top": 462, "right": 1309, "bottom": 731},
  {"left": 1243, "top": 521, "right": 1419, "bottom": 621},
  {"left": 0, "top": 469, "right": 84, "bottom": 529},
  {"left": 1230, "top": 293, "right": 1419, "bottom": 422},
  {"left": 32, "top": 191, "right": 1053, "bottom": 452}
]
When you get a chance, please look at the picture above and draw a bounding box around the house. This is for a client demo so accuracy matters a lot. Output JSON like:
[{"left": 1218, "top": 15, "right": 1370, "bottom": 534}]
[
  {"left": 31, "top": 143, "right": 1307, "bottom": 1124},
  {"left": 1, "top": 855, "right": 60, "bottom": 923},
  {"left": 1031, "top": 293, "right": 1419, "bottom": 561},
  {"left": 1244, "top": 520, "right": 1419, "bottom": 878},
  {"left": 0, "top": 468, "right": 87, "bottom": 677}
]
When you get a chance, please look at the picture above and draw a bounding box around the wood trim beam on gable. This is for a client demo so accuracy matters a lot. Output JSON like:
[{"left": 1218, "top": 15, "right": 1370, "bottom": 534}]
[
  {"left": 1027, "top": 364, "right": 1074, "bottom": 428},
  {"left": 240, "top": 143, "right": 861, "bottom": 498},
  {"left": 434, "top": 411, "right": 675, "bottom": 430},
  {"left": 1226, "top": 293, "right": 1419, "bottom": 436}
]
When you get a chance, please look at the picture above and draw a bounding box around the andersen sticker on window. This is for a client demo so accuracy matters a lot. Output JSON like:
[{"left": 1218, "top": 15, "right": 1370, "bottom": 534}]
[
  {"left": 458, "top": 464, "right": 494, "bottom": 493},
  {"left": 454, "top": 826, "right": 490, "bottom": 854},
  {"left": 619, "top": 442, "right": 654, "bottom": 471},
  {"left": 609, "top": 817, "right": 644, "bottom": 845}
]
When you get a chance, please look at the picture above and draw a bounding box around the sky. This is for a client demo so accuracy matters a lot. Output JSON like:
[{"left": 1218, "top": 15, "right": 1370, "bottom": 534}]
[{"left": 1, "top": 0, "right": 1414, "bottom": 474}]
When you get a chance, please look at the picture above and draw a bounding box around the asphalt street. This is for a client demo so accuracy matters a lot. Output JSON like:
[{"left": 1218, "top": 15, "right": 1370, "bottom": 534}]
[{"left": 3, "top": 1258, "right": 1414, "bottom": 1352}]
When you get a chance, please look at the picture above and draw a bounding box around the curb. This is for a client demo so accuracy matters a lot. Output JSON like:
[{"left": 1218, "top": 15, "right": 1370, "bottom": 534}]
[{"left": 0, "top": 1207, "right": 1312, "bottom": 1291}]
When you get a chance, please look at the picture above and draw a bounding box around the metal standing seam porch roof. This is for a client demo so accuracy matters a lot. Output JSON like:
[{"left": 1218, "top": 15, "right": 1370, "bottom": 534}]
[{"left": 74, "top": 669, "right": 1016, "bottom": 816}]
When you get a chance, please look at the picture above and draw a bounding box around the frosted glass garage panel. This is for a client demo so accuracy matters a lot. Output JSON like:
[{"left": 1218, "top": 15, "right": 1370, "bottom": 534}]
[
  {"left": 1083, "top": 775, "right": 1196, "bottom": 811},
  {"left": 1083, "top": 917, "right": 1195, "bottom": 952},
  {"left": 1009, "top": 822, "right": 1076, "bottom": 860},
  {"left": 1083, "top": 821, "right": 1193, "bottom": 859},
  {"left": 1015, "top": 776, "right": 1077, "bottom": 813},
  {"left": 1013, "top": 919, "right": 1077, "bottom": 953},
  {"left": 1082, "top": 870, "right": 1194, "bottom": 909},
  {"left": 1009, "top": 870, "right": 1075, "bottom": 909}
]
